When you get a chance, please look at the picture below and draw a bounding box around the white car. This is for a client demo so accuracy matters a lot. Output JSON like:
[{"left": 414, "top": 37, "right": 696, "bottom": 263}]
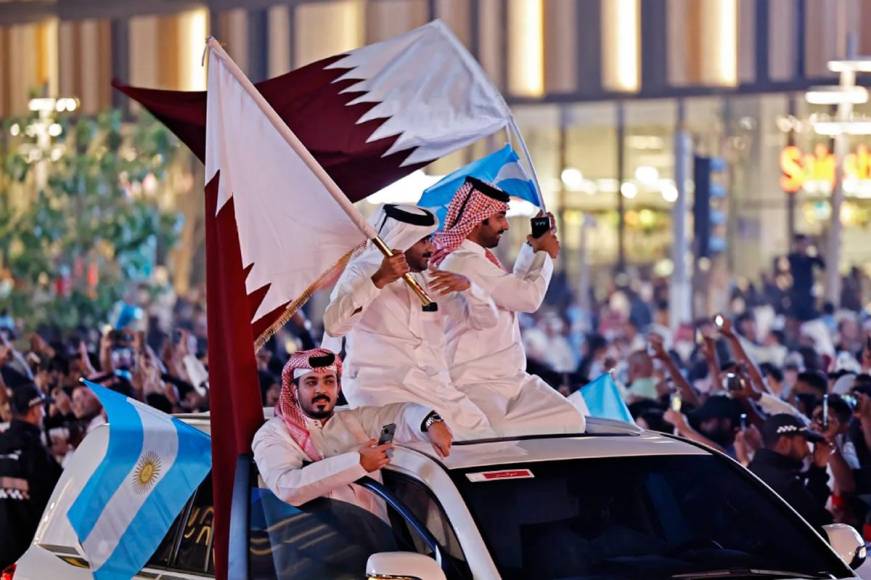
[{"left": 11, "top": 413, "right": 868, "bottom": 579}]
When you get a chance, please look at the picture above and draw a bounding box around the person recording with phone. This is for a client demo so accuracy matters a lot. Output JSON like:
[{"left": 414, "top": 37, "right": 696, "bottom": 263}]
[
  {"left": 433, "top": 177, "right": 585, "bottom": 435},
  {"left": 253, "top": 348, "right": 452, "bottom": 508}
]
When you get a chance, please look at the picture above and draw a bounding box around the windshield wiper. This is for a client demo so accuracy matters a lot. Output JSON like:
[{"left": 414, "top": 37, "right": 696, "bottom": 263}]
[{"left": 671, "top": 569, "right": 830, "bottom": 579}]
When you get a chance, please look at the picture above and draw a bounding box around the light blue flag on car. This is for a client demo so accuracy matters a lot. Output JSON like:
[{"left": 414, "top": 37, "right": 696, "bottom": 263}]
[
  {"left": 66, "top": 380, "right": 211, "bottom": 580},
  {"left": 418, "top": 144, "right": 541, "bottom": 226},
  {"left": 580, "top": 372, "right": 635, "bottom": 424}
]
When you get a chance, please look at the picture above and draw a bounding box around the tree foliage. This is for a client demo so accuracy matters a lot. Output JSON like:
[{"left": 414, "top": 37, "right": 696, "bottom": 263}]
[{"left": 0, "top": 108, "right": 182, "bottom": 332}]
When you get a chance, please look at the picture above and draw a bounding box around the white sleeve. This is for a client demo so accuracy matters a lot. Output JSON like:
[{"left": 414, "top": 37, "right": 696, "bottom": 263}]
[
  {"left": 351, "top": 403, "right": 432, "bottom": 443},
  {"left": 323, "top": 263, "right": 382, "bottom": 337},
  {"left": 252, "top": 420, "right": 367, "bottom": 506},
  {"left": 757, "top": 393, "right": 810, "bottom": 424},
  {"left": 438, "top": 282, "right": 498, "bottom": 331},
  {"left": 446, "top": 245, "right": 553, "bottom": 313}
]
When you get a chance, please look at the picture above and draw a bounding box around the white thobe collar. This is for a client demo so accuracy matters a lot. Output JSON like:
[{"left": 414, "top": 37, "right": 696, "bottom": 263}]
[{"left": 459, "top": 239, "right": 487, "bottom": 256}]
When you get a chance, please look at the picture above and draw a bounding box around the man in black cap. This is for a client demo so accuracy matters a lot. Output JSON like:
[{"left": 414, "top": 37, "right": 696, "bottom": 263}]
[
  {"left": 748, "top": 413, "right": 833, "bottom": 531},
  {"left": 0, "top": 384, "right": 63, "bottom": 568}
]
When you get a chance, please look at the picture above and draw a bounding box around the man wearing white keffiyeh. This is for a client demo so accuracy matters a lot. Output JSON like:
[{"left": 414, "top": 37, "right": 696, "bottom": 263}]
[{"left": 323, "top": 203, "right": 498, "bottom": 439}]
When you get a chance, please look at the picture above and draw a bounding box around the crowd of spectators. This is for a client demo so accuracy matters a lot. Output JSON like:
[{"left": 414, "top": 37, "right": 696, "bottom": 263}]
[
  {"left": 1, "top": 234, "right": 871, "bottom": 566},
  {"left": 521, "top": 237, "right": 871, "bottom": 538}
]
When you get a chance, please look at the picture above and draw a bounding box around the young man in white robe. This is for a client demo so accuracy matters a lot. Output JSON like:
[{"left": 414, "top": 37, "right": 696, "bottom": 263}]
[
  {"left": 252, "top": 347, "right": 452, "bottom": 509},
  {"left": 323, "top": 204, "right": 498, "bottom": 439},
  {"left": 432, "top": 177, "right": 586, "bottom": 436}
]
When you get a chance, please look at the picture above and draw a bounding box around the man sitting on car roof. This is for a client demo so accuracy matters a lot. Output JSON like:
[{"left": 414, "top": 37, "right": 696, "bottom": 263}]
[{"left": 252, "top": 347, "right": 452, "bottom": 508}]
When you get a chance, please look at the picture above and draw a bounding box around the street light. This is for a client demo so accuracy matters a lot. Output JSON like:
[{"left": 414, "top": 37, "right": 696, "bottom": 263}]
[
  {"left": 805, "top": 85, "right": 868, "bottom": 105},
  {"left": 805, "top": 57, "right": 871, "bottom": 305}
]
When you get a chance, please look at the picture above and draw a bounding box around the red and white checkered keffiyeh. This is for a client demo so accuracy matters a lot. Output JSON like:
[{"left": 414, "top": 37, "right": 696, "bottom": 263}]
[
  {"left": 431, "top": 180, "right": 509, "bottom": 268},
  {"left": 277, "top": 347, "right": 343, "bottom": 461}
]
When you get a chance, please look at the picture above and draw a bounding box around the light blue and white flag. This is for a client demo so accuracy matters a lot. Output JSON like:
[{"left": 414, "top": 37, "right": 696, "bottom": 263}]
[
  {"left": 578, "top": 372, "right": 635, "bottom": 424},
  {"left": 418, "top": 144, "right": 541, "bottom": 226},
  {"left": 67, "top": 381, "right": 211, "bottom": 579}
]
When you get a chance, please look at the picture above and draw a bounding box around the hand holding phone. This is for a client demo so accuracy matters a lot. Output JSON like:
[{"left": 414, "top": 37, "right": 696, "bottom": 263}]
[
  {"left": 530, "top": 216, "right": 551, "bottom": 239},
  {"left": 378, "top": 423, "right": 396, "bottom": 445},
  {"left": 670, "top": 392, "right": 682, "bottom": 413},
  {"left": 822, "top": 394, "right": 830, "bottom": 431},
  {"left": 739, "top": 413, "right": 748, "bottom": 430}
]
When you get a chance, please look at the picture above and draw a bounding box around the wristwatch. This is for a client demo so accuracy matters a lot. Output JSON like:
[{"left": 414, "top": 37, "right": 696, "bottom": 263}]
[{"left": 421, "top": 411, "right": 444, "bottom": 432}]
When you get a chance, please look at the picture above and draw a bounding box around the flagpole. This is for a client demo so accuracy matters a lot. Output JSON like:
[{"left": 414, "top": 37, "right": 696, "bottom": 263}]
[
  {"left": 509, "top": 116, "right": 547, "bottom": 211},
  {"left": 206, "top": 38, "right": 436, "bottom": 311}
]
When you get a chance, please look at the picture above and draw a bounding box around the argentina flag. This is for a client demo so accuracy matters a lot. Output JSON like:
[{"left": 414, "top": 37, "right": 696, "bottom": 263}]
[
  {"left": 574, "top": 373, "right": 635, "bottom": 425},
  {"left": 419, "top": 144, "right": 542, "bottom": 226},
  {"left": 67, "top": 380, "right": 211, "bottom": 579}
]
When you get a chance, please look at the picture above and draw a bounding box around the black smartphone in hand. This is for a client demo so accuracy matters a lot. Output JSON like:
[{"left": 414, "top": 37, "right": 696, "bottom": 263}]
[
  {"left": 378, "top": 423, "right": 396, "bottom": 445},
  {"left": 530, "top": 216, "right": 551, "bottom": 238}
]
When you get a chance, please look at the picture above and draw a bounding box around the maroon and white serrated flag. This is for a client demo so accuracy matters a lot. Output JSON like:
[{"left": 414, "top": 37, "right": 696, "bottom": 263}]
[
  {"left": 117, "top": 23, "right": 514, "bottom": 580},
  {"left": 115, "top": 19, "right": 511, "bottom": 202}
]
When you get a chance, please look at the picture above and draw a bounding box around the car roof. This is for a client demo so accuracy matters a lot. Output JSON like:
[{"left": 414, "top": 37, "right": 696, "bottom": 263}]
[
  {"left": 399, "top": 421, "right": 710, "bottom": 470},
  {"left": 174, "top": 412, "right": 710, "bottom": 469}
]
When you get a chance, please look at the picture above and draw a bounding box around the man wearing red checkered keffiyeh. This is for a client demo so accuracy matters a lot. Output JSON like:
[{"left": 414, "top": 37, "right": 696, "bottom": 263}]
[
  {"left": 252, "top": 347, "right": 453, "bottom": 507},
  {"left": 431, "top": 177, "right": 510, "bottom": 269},
  {"left": 435, "top": 178, "right": 588, "bottom": 436}
]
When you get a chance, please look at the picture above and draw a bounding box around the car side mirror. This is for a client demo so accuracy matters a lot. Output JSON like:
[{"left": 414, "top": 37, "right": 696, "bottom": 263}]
[
  {"left": 823, "top": 523, "right": 867, "bottom": 569},
  {"left": 366, "top": 552, "right": 446, "bottom": 580}
]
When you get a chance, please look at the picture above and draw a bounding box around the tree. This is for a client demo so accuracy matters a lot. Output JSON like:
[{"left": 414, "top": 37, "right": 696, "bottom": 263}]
[{"left": 0, "top": 104, "right": 182, "bottom": 333}]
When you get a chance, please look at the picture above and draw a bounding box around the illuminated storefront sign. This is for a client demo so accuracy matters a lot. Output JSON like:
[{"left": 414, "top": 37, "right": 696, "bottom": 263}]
[{"left": 781, "top": 143, "right": 871, "bottom": 194}]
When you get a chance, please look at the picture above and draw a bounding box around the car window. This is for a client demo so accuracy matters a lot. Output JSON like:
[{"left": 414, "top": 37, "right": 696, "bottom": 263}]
[
  {"left": 451, "top": 455, "right": 853, "bottom": 580},
  {"left": 382, "top": 470, "right": 472, "bottom": 580},
  {"left": 146, "top": 474, "right": 214, "bottom": 575},
  {"left": 249, "top": 482, "right": 437, "bottom": 579}
]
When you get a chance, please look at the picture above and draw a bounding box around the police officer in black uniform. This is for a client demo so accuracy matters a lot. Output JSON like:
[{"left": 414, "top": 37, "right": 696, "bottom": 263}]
[
  {"left": 749, "top": 413, "right": 833, "bottom": 532},
  {"left": 0, "top": 384, "right": 62, "bottom": 568}
]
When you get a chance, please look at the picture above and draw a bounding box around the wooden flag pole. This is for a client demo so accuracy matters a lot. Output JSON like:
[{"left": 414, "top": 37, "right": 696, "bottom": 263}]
[{"left": 206, "top": 38, "right": 436, "bottom": 311}]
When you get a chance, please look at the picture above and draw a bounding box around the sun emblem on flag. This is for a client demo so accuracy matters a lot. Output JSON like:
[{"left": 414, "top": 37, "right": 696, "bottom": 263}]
[{"left": 132, "top": 451, "right": 162, "bottom": 494}]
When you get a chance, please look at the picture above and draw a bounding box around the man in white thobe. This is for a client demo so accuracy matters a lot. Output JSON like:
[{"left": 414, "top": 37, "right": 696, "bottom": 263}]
[
  {"left": 323, "top": 204, "right": 497, "bottom": 439},
  {"left": 252, "top": 348, "right": 452, "bottom": 509},
  {"left": 432, "top": 177, "right": 586, "bottom": 436}
]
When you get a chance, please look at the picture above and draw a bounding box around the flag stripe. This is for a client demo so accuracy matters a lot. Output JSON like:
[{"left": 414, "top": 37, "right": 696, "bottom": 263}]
[
  {"left": 96, "top": 419, "right": 210, "bottom": 579},
  {"left": 83, "top": 402, "right": 180, "bottom": 571},
  {"left": 67, "top": 394, "right": 144, "bottom": 541}
]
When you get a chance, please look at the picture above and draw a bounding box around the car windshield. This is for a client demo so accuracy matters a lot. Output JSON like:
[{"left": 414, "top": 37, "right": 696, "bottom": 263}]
[{"left": 451, "top": 455, "right": 852, "bottom": 580}]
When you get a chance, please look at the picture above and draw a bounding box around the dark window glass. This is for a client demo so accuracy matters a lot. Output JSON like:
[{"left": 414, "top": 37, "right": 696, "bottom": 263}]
[
  {"left": 451, "top": 456, "right": 852, "bottom": 580},
  {"left": 144, "top": 474, "right": 213, "bottom": 574},
  {"left": 249, "top": 484, "right": 440, "bottom": 579},
  {"left": 382, "top": 471, "right": 472, "bottom": 580},
  {"left": 147, "top": 511, "right": 181, "bottom": 568},
  {"left": 174, "top": 476, "right": 214, "bottom": 574}
]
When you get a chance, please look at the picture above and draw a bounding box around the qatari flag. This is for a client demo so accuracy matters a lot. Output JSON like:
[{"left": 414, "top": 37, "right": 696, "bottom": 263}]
[
  {"left": 114, "top": 19, "right": 512, "bottom": 202},
  {"left": 149, "top": 22, "right": 513, "bottom": 580}
]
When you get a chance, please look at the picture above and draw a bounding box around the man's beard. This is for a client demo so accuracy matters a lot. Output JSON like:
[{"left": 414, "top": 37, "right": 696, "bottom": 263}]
[
  {"left": 302, "top": 396, "right": 334, "bottom": 420},
  {"left": 483, "top": 230, "right": 505, "bottom": 248},
  {"left": 409, "top": 253, "right": 431, "bottom": 272}
]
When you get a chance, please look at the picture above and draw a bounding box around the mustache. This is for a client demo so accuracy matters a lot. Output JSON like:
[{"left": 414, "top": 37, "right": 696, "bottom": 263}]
[{"left": 311, "top": 394, "right": 331, "bottom": 404}]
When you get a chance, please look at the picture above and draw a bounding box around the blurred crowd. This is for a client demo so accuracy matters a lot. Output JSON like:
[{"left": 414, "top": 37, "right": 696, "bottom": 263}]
[
  {"left": 521, "top": 235, "right": 871, "bottom": 537},
  {"left": 2, "top": 232, "right": 871, "bottom": 552}
]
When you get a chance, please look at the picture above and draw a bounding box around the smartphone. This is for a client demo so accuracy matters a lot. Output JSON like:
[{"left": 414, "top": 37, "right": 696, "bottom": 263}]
[
  {"left": 844, "top": 393, "right": 858, "bottom": 410},
  {"left": 378, "top": 423, "right": 396, "bottom": 446},
  {"left": 714, "top": 314, "right": 725, "bottom": 329},
  {"left": 530, "top": 216, "right": 551, "bottom": 239},
  {"left": 725, "top": 372, "right": 743, "bottom": 393},
  {"left": 670, "top": 392, "right": 682, "bottom": 413},
  {"left": 694, "top": 329, "right": 704, "bottom": 346},
  {"left": 739, "top": 413, "right": 748, "bottom": 430},
  {"left": 822, "top": 394, "right": 830, "bottom": 430}
]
